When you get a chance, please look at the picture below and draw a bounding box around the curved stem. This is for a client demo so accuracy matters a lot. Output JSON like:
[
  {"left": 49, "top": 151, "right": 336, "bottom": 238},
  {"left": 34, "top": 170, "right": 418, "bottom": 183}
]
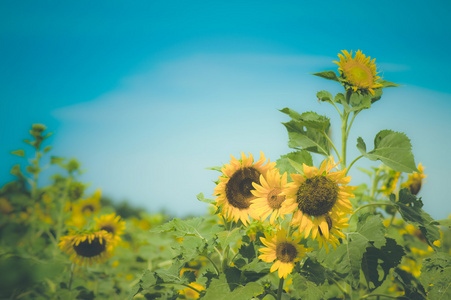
[
  {"left": 346, "top": 112, "right": 358, "bottom": 138},
  {"left": 201, "top": 254, "right": 220, "bottom": 275},
  {"left": 330, "top": 276, "right": 347, "bottom": 296},
  {"left": 340, "top": 112, "right": 349, "bottom": 170},
  {"left": 346, "top": 155, "right": 364, "bottom": 175},
  {"left": 350, "top": 202, "right": 396, "bottom": 221},
  {"left": 322, "top": 132, "right": 341, "bottom": 162},
  {"left": 331, "top": 102, "right": 343, "bottom": 117},
  {"left": 276, "top": 277, "right": 285, "bottom": 300}
]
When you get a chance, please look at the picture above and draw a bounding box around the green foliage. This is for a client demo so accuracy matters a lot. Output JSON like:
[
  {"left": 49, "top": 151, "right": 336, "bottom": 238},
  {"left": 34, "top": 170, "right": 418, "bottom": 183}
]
[{"left": 357, "top": 130, "right": 418, "bottom": 172}]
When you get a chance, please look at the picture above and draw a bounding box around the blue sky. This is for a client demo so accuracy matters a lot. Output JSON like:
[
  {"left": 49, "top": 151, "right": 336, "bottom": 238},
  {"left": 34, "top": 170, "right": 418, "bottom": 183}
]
[{"left": 1, "top": 1, "right": 451, "bottom": 219}]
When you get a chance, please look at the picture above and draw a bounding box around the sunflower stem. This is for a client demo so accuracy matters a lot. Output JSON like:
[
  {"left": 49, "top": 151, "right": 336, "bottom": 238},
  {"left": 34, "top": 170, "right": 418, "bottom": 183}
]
[
  {"left": 350, "top": 202, "right": 396, "bottom": 219},
  {"left": 340, "top": 112, "right": 349, "bottom": 171},
  {"left": 330, "top": 276, "right": 348, "bottom": 296},
  {"left": 346, "top": 155, "right": 364, "bottom": 175},
  {"left": 202, "top": 254, "right": 220, "bottom": 275},
  {"left": 68, "top": 263, "right": 75, "bottom": 291},
  {"left": 276, "top": 277, "right": 284, "bottom": 300},
  {"left": 360, "top": 293, "right": 400, "bottom": 299},
  {"left": 322, "top": 131, "right": 341, "bottom": 162}
]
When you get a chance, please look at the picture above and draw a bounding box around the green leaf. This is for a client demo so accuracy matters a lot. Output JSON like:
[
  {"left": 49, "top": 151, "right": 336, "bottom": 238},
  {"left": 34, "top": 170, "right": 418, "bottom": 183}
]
[
  {"left": 322, "top": 213, "right": 386, "bottom": 288},
  {"left": 361, "top": 238, "right": 405, "bottom": 291},
  {"left": 202, "top": 274, "right": 263, "bottom": 300},
  {"left": 379, "top": 80, "right": 402, "bottom": 88},
  {"left": 276, "top": 151, "right": 313, "bottom": 175},
  {"left": 393, "top": 268, "right": 427, "bottom": 299},
  {"left": 292, "top": 273, "right": 324, "bottom": 300},
  {"left": 10, "top": 164, "right": 23, "bottom": 177},
  {"left": 435, "top": 219, "right": 451, "bottom": 227},
  {"left": 282, "top": 120, "right": 330, "bottom": 156},
  {"left": 206, "top": 166, "right": 223, "bottom": 172},
  {"left": 197, "top": 193, "right": 215, "bottom": 205},
  {"left": 11, "top": 150, "right": 25, "bottom": 157},
  {"left": 419, "top": 252, "right": 451, "bottom": 300},
  {"left": 317, "top": 90, "right": 334, "bottom": 103},
  {"left": 217, "top": 227, "right": 242, "bottom": 248},
  {"left": 311, "top": 70, "right": 340, "bottom": 82},
  {"left": 50, "top": 156, "right": 66, "bottom": 167},
  {"left": 300, "top": 258, "right": 326, "bottom": 285},
  {"left": 43, "top": 146, "right": 52, "bottom": 153},
  {"left": 238, "top": 241, "right": 256, "bottom": 262},
  {"left": 356, "top": 130, "right": 417, "bottom": 173},
  {"left": 391, "top": 189, "right": 440, "bottom": 247},
  {"left": 153, "top": 217, "right": 205, "bottom": 239}
]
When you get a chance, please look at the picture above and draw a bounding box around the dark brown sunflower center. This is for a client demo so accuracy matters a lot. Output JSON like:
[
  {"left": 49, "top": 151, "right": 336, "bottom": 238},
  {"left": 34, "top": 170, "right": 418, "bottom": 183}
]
[
  {"left": 409, "top": 179, "right": 422, "bottom": 195},
  {"left": 100, "top": 225, "right": 115, "bottom": 235},
  {"left": 276, "top": 242, "right": 298, "bottom": 263},
  {"left": 82, "top": 205, "right": 95, "bottom": 213},
  {"left": 267, "top": 188, "right": 285, "bottom": 209},
  {"left": 225, "top": 167, "right": 260, "bottom": 210},
  {"left": 296, "top": 175, "right": 338, "bottom": 217},
  {"left": 318, "top": 215, "right": 333, "bottom": 236},
  {"left": 73, "top": 237, "right": 106, "bottom": 258}
]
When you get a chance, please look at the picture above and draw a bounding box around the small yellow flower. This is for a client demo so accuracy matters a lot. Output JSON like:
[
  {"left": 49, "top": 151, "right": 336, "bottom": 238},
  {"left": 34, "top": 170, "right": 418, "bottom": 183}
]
[
  {"left": 179, "top": 282, "right": 205, "bottom": 299},
  {"left": 250, "top": 168, "right": 288, "bottom": 224},
  {"left": 401, "top": 163, "right": 426, "bottom": 195},
  {"left": 333, "top": 50, "right": 382, "bottom": 95},
  {"left": 0, "top": 198, "right": 13, "bottom": 215},
  {"left": 258, "top": 227, "right": 312, "bottom": 279}
]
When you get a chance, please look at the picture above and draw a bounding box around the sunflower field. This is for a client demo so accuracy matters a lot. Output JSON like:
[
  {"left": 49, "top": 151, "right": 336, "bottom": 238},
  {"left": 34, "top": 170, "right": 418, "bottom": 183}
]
[{"left": 1, "top": 50, "right": 450, "bottom": 300}]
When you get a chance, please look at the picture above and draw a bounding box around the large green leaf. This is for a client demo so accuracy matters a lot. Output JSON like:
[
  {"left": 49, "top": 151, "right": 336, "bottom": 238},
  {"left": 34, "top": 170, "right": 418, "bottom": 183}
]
[
  {"left": 356, "top": 130, "right": 417, "bottom": 172},
  {"left": 282, "top": 119, "right": 330, "bottom": 156},
  {"left": 202, "top": 274, "right": 263, "bottom": 300},
  {"left": 419, "top": 252, "right": 451, "bottom": 300},
  {"left": 322, "top": 214, "right": 386, "bottom": 288},
  {"left": 393, "top": 268, "right": 427, "bottom": 300},
  {"left": 361, "top": 238, "right": 405, "bottom": 291},
  {"left": 291, "top": 272, "right": 324, "bottom": 300}
]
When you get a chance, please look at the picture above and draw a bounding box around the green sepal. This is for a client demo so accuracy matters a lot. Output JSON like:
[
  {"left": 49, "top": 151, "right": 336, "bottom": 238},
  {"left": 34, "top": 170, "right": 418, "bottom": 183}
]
[
  {"left": 311, "top": 70, "right": 340, "bottom": 82},
  {"left": 196, "top": 193, "right": 215, "bottom": 204},
  {"left": 356, "top": 130, "right": 418, "bottom": 173},
  {"left": 379, "top": 80, "right": 402, "bottom": 88}
]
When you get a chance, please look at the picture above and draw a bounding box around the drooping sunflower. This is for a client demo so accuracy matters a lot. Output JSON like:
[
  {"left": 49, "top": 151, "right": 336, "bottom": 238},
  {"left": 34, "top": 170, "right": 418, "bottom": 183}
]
[
  {"left": 280, "top": 156, "right": 356, "bottom": 239},
  {"left": 250, "top": 168, "right": 288, "bottom": 224},
  {"left": 333, "top": 50, "right": 382, "bottom": 95},
  {"left": 258, "top": 227, "right": 311, "bottom": 279},
  {"left": 94, "top": 213, "right": 126, "bottom": 244},
  {"left": 380, "top": 169, "right": 401, "bottom": 197},
  {"left": 401, "top": 163, "right": 426, "bottom": 195},
  {"left": 213, "top": 152, "right": 276, "bottom": 226},
  {"left": 58, "top": 229, "right": 114, "bottom": 266},
  {"left": 307, "top": 211, "right": 349, "bottom": 253}
]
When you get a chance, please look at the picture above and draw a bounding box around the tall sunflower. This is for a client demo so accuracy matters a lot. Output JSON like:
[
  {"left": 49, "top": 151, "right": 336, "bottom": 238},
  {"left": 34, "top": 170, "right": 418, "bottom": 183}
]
[
  {"left": 401, "top": 163, "right": 426, "bottom": 195},
  {"left": 380, "top": 169, "right": 401, "bottom": 197},
  {"left": 258, "top": 227, "right": 311, "bottom": 279},
  {"left": 281, "top": 156, "right": 356, "bottom": 239},
  {"left": 94, "top": 213, "right": 126, "bottom": 244},
  {"left": 333, "top": 50, "right": 382, "bottom": 95},
  {"left": 213, "top": 152, "right": 275, "bottom": 226},
  {"left": 250, "top": 168, "right": 288, "bottom": 224},
  {"left": 58, "top": 229, "right": 114, "bottom": 266}
]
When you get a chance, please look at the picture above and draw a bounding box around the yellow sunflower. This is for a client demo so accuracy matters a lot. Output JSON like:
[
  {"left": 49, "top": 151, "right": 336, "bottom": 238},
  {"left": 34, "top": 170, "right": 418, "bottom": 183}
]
[
  {"left": 401, "top": 163, "right": 426, "bottom": 195},
  {"left": 333, "top": 50, "right": 383, "bottom": 95},
  {"left": 281, "top": 156, "right": 356, "bottom": 239},
  {"left": 58, "top": 229, "right": 115, "bottom": 266},
  {"left": 308, "top": 211, "right": 349, "bottom": 253},
  {"left": 75, "top": 189, "right": 102, "bottom": 216},
  {"left": 213, "top": 152, "right": 276, "bottom": 226},
  {"left": 94, "top": 213, "right": 126, "bottom": 244},
  {"left": 380, "top": 170, "right": 401, "bottom": 197},
  {"left": 250, "top": 168, "right": 288, "bottom": 224},
  {"left": 258, "top": 227, "right": 312, "bottom": 279}
]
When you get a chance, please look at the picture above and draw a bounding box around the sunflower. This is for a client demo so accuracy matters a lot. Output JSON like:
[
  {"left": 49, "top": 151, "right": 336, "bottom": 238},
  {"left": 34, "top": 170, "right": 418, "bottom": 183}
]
[
  {"left": 213, "top": 152, "right": 276, "bottom": 226},
  {"left": 280, "top": 156, "right": 356, "bottom": 239},
  {"left": 258, "top": 227, "right": 311, "bottom": 279},
  {"left": 94, "top": 213, "right": 126, "bottom": 244},
  {"left": 333, "top": 50, "right": 382, "bottom": 95},
  {"left": 75, "top": 189, "right": 102, "bottom": 216},
  {"left": 59, "top": 229, "right": 115, "bottom": 266},
  {"left": 308, "top": 211, "right": 349, "bottom": 253},
  {"left": 401, "top": 163, "right": 426, "bottom": 195},
  {"left": 380, "top": 169, "right": 401, "bottom": 197},
  {"left": 250, "top": 168, "right": 288, "bottom": 224}
]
